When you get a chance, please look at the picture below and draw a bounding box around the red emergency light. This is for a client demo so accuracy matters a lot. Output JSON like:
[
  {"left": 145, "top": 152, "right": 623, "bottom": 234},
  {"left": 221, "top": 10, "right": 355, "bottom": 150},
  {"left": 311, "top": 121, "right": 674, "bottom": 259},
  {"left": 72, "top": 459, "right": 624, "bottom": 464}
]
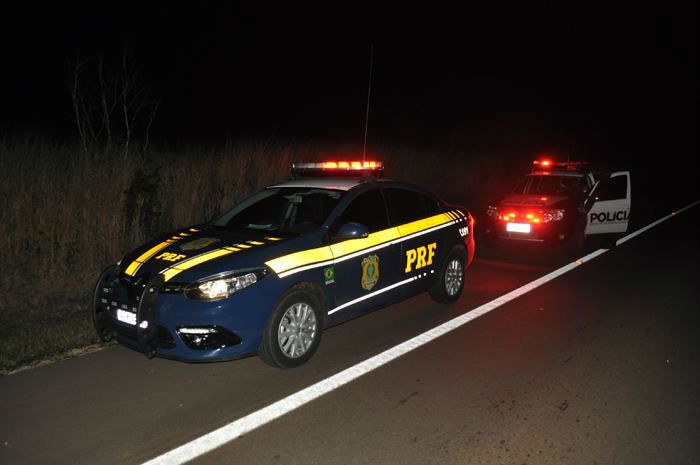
[
  {"left": 532, "top": 159, "right": 590, "bottom": 173},
  {"left": 533, "top": 159, "right": 553, "bottom": 167},
  {"left": 291, "top": 160, "right": 384, "bottom": 177},
  {"left": 322, "top": 161, "right": 379, "bottom": 169}
]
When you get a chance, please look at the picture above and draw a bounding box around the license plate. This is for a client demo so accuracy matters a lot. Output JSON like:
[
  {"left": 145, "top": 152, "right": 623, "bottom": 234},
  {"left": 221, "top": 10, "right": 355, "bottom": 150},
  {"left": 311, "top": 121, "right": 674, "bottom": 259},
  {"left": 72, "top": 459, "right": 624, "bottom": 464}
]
[
  {"left": 506, "top": 222, "right": 531, "bottom": 233},
  {"left": 117, "top": 309, "right": 137, "bottom": 326}
]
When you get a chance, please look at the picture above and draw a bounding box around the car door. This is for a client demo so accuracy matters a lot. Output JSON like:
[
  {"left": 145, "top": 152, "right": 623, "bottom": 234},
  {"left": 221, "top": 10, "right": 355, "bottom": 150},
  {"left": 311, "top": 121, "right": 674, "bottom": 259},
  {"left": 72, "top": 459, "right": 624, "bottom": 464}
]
[
  {"left": 326, "top": 187, "right": 402, "bottom": 322},
  {"left": 585, "top": 171, "right": 632, "bottom": 235},
  {"left": 383, "top": 187, "right": 446, "bottom": 298}
]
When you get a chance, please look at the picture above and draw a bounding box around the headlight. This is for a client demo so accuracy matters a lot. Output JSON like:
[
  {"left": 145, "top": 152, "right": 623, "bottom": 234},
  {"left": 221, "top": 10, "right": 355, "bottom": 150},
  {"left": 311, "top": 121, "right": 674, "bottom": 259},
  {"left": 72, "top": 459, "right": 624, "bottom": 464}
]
[
  {"left": 486, "top": 205, "right": 499, "bottom": 218},
  {"left": 543, "top": 209, "right": 565, "bottom": 223},
  {"left": 185, "top": 268, "right": 268, "bottom": 301}
]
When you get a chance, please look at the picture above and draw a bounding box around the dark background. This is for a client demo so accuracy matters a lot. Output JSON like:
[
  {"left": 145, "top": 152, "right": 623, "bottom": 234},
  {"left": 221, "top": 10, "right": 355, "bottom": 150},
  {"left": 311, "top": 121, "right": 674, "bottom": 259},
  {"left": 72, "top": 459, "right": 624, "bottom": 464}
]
[{"left": 1, "top": 3, "right": 697, "bottom": 171}]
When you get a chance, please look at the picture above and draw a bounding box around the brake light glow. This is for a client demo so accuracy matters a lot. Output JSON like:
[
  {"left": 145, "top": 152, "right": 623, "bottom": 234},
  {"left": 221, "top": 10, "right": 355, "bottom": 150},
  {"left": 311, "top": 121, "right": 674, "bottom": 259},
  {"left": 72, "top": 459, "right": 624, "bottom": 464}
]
[{"left": 498, "top": 209, "right": 560, "bottom": 224}]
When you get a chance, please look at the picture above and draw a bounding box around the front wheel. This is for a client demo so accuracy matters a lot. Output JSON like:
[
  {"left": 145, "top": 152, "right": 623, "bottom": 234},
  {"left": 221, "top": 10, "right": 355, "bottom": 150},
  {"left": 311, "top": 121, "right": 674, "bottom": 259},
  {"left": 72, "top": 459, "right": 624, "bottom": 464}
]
[
  {"left": 429, "top": 246, "right": 466, "bottom": 304},
  {"left": 259, "top": 287, "right": 323, "bottom": 368},
  {"left": 92, "top": 265, "right": 119, "bottom": 342}
]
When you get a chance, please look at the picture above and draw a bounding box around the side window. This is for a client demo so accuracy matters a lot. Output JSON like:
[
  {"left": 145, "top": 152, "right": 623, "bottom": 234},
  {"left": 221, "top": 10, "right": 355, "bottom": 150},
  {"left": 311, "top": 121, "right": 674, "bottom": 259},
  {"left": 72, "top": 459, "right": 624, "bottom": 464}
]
[
  {"left": 597, "top": 175, "right": 627, "bottom": 201},
  {"left": 335, "top": 189, "right": 389, "bottom": 233},
  {"left": 384, "top": 187, "right": 426, "bottom": 225},
  {"left": 421, "top": 193, "right": 441, "bottom": 215}
]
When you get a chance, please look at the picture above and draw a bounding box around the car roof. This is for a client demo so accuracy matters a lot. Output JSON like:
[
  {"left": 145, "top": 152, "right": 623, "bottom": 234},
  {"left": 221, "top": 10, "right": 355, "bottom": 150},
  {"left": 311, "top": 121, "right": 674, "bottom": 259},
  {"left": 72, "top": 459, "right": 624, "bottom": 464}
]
[
  {"left": 268, "top": 177, "right": 434, "bottom": 193},
  {"left": 267, "top": 177, "right": 369, "bottom": 191}
]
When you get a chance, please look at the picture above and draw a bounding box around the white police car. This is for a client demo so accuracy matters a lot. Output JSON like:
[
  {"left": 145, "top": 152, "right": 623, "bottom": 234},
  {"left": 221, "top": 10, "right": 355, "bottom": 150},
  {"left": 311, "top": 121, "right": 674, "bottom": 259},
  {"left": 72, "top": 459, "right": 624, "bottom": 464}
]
[
  {"left": 483, "top": 159, "right": 631, "bottom": 252},
  {"left": 92, "top": 161, "right": 475, "bottom": 368}
]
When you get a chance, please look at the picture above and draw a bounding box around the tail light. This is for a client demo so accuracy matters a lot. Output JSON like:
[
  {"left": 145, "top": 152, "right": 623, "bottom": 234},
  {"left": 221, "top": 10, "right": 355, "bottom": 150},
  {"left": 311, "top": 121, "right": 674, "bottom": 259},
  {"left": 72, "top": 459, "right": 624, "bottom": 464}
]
[
  {"left": 542, "top": 209, "right": 565, "bottom": 222},
  {"left": 495, "top": 208, "right": 565, "bottom": 223}
]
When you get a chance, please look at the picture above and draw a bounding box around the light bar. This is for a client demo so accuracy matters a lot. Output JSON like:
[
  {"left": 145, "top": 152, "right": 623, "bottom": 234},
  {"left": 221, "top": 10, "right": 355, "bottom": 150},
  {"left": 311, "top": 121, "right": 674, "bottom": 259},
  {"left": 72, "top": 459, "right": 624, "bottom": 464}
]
[
  {"left": 291, "top": 160, "right": 384, "bottom": 177},
  {"left": 293, "top": 161, "right": 382, "bottom": 170},
  {"left": 532, "top": 160, "right": 590, "bottom": 173},
  {"left": 533, "top": 159, "right": 553, "bottom": 167}
]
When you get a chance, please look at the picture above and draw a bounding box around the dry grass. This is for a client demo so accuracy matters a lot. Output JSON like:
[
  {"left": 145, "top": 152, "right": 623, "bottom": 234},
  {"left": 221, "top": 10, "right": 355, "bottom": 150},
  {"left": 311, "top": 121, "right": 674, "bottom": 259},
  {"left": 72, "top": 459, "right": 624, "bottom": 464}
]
[{"left": 0, "top": 136, "right": 517, "bottom": 373}]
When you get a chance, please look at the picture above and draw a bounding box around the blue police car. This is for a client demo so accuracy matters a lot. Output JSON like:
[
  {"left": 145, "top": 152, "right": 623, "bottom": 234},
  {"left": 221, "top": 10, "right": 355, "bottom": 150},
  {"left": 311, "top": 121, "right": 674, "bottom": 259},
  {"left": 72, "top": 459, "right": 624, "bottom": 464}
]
[{"left": 92, "top": 161, "right": 475, "bottom": 368}]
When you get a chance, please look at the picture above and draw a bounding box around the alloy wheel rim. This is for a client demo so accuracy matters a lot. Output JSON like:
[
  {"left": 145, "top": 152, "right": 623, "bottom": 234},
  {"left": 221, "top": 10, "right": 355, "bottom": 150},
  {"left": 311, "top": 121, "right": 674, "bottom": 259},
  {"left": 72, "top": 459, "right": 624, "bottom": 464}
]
[
  {"left": 445, "top": 259, "right": 463, "bottom": 296},
  {"left": 278, "top": 302, "right": 317, "bottom": 358}
]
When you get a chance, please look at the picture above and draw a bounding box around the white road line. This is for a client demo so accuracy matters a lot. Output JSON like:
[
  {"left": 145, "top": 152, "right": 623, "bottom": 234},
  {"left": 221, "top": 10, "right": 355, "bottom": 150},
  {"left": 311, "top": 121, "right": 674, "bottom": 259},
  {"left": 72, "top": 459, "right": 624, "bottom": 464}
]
[
  {"left": 141, "top": 200, "right": 698, "bottom": 465},
  {"left": 616, "top": 199, "right": 700, "bottom": 246}
]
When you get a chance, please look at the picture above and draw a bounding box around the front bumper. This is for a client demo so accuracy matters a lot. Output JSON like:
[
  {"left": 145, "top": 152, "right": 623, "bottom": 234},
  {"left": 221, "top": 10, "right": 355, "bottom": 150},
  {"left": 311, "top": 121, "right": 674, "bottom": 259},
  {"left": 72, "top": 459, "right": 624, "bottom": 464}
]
[
  {"left": 94, "top": 271, "right": 281, "bottom": 362},
  {"left": 483, "top": 218, "right": 573, "bottom": 243}
]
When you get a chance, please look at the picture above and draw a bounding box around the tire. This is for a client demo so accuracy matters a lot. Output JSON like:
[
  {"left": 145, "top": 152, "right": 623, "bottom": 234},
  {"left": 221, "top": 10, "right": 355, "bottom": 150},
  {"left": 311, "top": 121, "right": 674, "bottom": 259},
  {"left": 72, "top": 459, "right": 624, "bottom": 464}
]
[
  {"left": 429, "top": 246, "right": 466, "bottom": 304},
  {"left": 259, "top": 286, "right": 324, "bottom": 368},
  {"left": 92, "top": 265, "right": 119, "bottom": 342}
]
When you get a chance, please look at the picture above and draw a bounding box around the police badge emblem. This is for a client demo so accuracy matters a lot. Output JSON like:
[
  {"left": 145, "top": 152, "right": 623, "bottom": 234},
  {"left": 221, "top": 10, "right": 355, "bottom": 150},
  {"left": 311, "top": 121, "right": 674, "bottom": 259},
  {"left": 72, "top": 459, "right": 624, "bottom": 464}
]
[
  {"left": 361, "top": 255, "right": 379, "bottom": 291},
  {"left": 179, "top": 237, "right": 220, "bottom": 251}
]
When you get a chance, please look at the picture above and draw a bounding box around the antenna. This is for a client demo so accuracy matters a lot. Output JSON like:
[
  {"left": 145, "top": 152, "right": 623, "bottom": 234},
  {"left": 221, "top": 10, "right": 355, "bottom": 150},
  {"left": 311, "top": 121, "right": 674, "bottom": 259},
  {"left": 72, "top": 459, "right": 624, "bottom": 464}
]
[{"left": 362, "top": 44, "right": 374, "bottom": 162}]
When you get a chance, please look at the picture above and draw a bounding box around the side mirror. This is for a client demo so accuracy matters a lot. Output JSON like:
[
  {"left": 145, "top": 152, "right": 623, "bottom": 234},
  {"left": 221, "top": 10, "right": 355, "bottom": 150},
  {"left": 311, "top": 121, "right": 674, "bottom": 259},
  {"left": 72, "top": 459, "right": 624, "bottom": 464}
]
[{"left": 333, "top": 222, "right": 369, "bottom": 240}]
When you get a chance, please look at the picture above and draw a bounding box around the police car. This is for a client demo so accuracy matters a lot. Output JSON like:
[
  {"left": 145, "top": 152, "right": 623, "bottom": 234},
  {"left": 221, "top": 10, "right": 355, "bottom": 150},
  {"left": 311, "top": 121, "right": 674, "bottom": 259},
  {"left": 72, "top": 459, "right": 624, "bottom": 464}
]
[
  {"left": 92, "top": 161, "right": 475, "bottom": 368},
  {"left": 483, "top": 159, "right": 631, "bottom": 251}
]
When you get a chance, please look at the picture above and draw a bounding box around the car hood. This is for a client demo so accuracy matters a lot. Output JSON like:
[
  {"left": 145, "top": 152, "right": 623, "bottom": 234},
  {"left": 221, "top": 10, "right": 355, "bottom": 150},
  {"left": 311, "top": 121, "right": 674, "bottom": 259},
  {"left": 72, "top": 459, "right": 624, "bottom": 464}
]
[
  {"left": 119, "top": 225, "right": 310, "bottom": 282},
  {"left": 500, "top": 194, "right": 568, "bottom": 208}
]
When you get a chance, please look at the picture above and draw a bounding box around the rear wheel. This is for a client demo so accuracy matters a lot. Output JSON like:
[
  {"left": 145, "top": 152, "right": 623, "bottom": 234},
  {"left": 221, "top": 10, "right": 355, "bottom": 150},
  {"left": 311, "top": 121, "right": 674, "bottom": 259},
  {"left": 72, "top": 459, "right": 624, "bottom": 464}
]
[
  {"left": 429, "top": 246, "right": 466, "bottom": 304},
  {"left": 259, "top": 287, "right": 323, "bottom": 368}
]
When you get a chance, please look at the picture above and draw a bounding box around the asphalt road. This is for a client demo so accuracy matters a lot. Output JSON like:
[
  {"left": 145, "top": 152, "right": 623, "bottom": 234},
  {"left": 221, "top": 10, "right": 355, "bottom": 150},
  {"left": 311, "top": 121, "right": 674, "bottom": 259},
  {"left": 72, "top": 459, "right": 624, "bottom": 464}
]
[{"left": 1, "top": 204, "right": 698, "bottom": 465}]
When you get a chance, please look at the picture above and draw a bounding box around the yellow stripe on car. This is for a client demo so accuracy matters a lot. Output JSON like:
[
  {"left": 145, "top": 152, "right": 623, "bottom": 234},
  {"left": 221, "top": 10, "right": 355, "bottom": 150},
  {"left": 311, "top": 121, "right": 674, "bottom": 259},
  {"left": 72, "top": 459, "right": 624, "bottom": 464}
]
[
  {"left": 161, "top": 248, "right": 235, "bottom": 282},
  {"left": 265, "top": 246, "right": 335, "bottom": 275},
  {"left": 397, "top": 212, "right": 453, "bottom": 237},
  {"left": 266, "top": 211, "right": 457, "bottom": 276},
  {"left": 329, "top": 227, "right": 401, "bottom": 258}
]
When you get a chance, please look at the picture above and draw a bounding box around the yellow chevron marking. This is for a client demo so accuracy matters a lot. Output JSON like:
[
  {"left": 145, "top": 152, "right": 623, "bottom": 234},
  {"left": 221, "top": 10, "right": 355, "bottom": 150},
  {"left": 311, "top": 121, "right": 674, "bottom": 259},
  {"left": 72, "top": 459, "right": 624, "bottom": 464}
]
[{"left": 125, "top": 239, "right": 179, "bottom": 276}]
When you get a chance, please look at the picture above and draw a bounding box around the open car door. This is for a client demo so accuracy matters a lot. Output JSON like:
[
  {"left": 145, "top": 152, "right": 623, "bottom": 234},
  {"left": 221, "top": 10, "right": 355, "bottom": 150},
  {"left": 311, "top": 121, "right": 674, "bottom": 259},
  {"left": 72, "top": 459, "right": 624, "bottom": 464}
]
[{"left": 584, "top": 171, "right": 631, "bottom": 236}]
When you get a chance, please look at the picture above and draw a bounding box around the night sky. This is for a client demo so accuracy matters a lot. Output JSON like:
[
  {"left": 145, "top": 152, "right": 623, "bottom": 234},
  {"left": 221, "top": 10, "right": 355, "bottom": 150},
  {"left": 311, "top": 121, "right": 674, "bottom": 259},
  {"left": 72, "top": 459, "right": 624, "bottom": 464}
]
[{"left": 2, "top": 3, "right": 697, "bottom": 167}]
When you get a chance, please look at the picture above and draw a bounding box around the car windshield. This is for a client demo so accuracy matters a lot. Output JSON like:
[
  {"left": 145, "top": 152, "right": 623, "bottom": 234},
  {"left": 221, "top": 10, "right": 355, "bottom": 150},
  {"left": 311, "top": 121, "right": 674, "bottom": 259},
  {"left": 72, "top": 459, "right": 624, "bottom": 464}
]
[
  {"left": 511, "top": 175, "right": 583, "bottom": 196},
  {"left": 210, "top": 187, "right": 343, "bottom": 235}
]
